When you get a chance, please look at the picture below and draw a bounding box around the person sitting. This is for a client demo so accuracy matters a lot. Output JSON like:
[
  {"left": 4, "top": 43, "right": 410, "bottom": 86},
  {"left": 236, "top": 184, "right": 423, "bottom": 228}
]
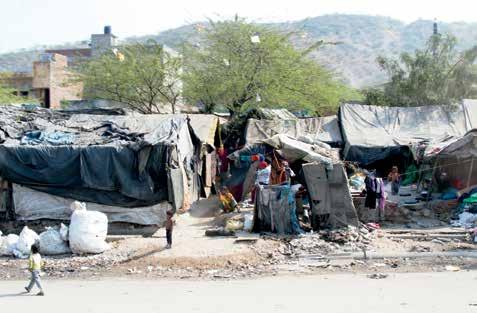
[{"left": 219, "top": 186, "right": 238, "bottom": 213}]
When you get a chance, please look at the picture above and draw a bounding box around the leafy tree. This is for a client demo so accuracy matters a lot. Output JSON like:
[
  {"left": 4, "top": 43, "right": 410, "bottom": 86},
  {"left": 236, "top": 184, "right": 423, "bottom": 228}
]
[
  {"left": 182, "top": 18, "right": 360, "bottom": 116},
  {"left": 74, "top": 42, "right": 182, "bottom": 114},
  {"left": 365, "top": 33, "right": 477, "bottom": 106}
]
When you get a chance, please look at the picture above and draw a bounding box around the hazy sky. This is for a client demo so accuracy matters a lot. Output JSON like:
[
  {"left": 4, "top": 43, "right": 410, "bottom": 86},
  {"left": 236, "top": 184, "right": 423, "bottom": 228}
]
[{"left": 1, "top": 0, "right": 476, "bottom": 53}]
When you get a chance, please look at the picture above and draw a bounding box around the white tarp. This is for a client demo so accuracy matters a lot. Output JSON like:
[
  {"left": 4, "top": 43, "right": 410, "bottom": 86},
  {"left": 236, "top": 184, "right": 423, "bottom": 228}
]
[
  {"left": 262, "top": 134, "right": 339, "bottom": 169},
  {"left": 340, "top": 100, "right": 477, "bottom": 164},
  {"left": 13, "top": 184, "right": 171, "bottom": 225},
  {"left": 245, "top": 116, "right": 342, "bottom": 145}
]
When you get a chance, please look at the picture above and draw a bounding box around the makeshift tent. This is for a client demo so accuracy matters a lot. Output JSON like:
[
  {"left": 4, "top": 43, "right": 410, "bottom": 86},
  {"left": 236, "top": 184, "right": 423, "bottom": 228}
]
[
  {"left": 340, "top": 100, "right": 477, "bottom": 165},
  {"left": 302, "top": 162, "right": 359, "bottom": 229},
  {"left": 428, "top": 130, "right": 477, "bottom": 189},
  {"left": 227, "top": 134, "right": 340, "bottom": 201},
  {"left": 0, "top": 106, "right": 204, "bottom": 225},
  {"left": 245, "top": 116, "right": 343, "bottom": 146}
]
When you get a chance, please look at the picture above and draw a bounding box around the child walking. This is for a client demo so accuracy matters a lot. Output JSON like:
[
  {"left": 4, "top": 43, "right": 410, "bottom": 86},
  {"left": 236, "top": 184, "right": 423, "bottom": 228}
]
[
  {"left": 25, "top": 243, "right": 45, "bottom": 296},
  {"left": 165, "top": 210, "right": 174, "bottom": 249}
]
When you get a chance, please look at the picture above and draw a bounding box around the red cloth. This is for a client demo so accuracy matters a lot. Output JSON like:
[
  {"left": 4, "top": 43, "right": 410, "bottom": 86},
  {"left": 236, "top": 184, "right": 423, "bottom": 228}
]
[
  {"left": 258, "top": 161, "right": 268, "bottom": 169},
  {"left": 218, "top": 148, "right": 229, "bottom": 173}
]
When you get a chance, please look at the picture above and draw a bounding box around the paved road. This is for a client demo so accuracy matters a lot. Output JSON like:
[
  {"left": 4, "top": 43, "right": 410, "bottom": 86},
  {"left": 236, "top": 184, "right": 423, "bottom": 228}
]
[{"left": 1, "top": 271, "right": 476, "bottom": 313}]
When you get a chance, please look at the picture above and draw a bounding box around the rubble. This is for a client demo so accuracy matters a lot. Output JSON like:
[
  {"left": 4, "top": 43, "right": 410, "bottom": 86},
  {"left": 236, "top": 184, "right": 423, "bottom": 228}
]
[{"left": 368, "top": 273, "right": 388, "bottom": 279}]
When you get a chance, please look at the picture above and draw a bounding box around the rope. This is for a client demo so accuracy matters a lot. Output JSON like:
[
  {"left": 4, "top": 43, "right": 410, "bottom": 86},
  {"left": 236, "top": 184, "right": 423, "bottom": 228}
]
[{"left": 394, "top": 158, "right": 474, "bottom": 178}]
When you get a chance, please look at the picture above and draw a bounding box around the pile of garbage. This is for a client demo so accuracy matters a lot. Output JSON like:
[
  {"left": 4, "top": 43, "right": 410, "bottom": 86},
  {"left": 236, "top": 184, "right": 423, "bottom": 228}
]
[
  {"left": 272, "top": 225, "right": 378, "bottom": 258},
  {"left": 0, "top": 201, "right": 109, "bottom": 258}
]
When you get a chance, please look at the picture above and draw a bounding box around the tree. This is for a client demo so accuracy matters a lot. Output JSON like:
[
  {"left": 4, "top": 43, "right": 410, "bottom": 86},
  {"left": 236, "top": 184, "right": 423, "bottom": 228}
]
[
  {"left": 365, "top": 33, "right": 477, "bottom": 106},
  {"left": 74, "top": 41, "right": 182, "bottom": 114},
  {"left": 182, "top": 18, "right": 360, "bottom": 116}
]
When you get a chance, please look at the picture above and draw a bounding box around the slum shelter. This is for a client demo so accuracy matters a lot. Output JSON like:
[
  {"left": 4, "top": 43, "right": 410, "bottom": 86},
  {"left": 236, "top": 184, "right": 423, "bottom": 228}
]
[
  {"left": 340, "top": 100, "right": 477, "bottom": 172},
  {"left": 341, "top": 100, "right": 477, "bottom": 223},
  {"left": 0, "top": 106, "right": 218, "bottom": 227},
  {"left": 226, "top": 130, "right": 358, "bottom": 234},
  {"left": 419, "top": 129, "right": 477, "bottom": 224}
]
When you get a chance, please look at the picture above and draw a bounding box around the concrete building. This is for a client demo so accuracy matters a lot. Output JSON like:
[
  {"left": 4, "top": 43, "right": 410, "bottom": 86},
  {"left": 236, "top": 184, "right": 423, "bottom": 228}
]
[
  {"left": 1, "top": 53, "right": 82, "bottom": 108},
  {"left": 1, "top": 26, "right": 116, "bottom": 108}
]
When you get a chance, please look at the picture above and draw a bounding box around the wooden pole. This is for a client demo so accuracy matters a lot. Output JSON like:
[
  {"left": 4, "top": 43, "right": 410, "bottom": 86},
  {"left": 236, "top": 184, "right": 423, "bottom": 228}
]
[{"left": 467, "top": 156, "right": 474, "bottom": 188}]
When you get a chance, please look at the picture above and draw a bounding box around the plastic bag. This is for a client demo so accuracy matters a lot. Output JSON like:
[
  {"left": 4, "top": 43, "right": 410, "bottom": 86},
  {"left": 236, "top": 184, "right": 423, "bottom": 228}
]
[
  {"left": 15, "top": 226, "right": 39, "bottom": 258},
  {"left": 59, "top": 223, "right": 69, "bottom": 242},
  {"left": 39, "top": 228, "right": 70, "bottom": 255},
  {"left": 243, "top": 214, "right": 254, "bottom": 232},
  {"left": 69, "top": 206, "right": 109, "bottom": 254}
]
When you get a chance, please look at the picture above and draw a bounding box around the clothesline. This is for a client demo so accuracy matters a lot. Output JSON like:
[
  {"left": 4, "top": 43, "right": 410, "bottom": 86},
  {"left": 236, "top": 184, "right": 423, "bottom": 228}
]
[{"left": 395, "top": 158, "right": 474, "bottom": 178}]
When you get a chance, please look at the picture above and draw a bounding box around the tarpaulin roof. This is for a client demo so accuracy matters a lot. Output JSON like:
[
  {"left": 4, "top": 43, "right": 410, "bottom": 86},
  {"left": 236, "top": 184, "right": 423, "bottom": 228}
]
[
  {"left": 435, "top": 129, "right": 477, "bottom": 159},
  {"left": 186, "top": 114, "right": 219, "bottom": 147},
  {"left": 340, "top": 100, "right": 477, "bottom": 164},
  {"left": 245, "top": 116, "right": 342, "bottom": 145},
  {"left": 0, "top": 106, "right": 200, "bottom": 208}
]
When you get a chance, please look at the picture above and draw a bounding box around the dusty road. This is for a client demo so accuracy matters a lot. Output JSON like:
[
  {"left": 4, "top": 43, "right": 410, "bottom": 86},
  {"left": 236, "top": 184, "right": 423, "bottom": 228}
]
[{"left": 1, "top": 271, "right": 476, "bottom": 313}]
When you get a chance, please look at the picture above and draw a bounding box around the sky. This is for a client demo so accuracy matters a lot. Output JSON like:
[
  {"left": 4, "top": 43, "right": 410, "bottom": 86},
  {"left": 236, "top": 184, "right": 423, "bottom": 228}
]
[{"left": 1, "top": 0, "right": 476, "bottom": 53}]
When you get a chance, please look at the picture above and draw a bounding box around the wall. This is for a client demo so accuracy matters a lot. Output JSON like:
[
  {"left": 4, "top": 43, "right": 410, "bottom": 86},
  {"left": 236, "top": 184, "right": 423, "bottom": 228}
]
[
  {"left": 31, "top": 54, "right": 83, "bottom": 108},
  {"left": 32, "top": 61, "right": 50, "bottom": 89}
]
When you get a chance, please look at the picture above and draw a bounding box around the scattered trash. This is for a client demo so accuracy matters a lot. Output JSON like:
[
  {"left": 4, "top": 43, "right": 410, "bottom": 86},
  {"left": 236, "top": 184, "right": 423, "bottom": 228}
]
[
  {"left": 225, "top": 219, "right": 244, "bottom": 232},
  {"left": 367, "top": 273, "right": 388, "bottom": 279},
  {"left": 409, "top": 245, "right": 431, "bottom": 253},
  {"left": 205, "top": 228, "right": 235, "bottom": 237},
  {"left": 445, "top": 265, "right": 461, "bottom": 272}
]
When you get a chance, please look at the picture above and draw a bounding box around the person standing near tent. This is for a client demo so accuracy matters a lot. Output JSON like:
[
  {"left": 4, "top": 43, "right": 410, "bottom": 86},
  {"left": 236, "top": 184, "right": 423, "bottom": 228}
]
[
  {"left": 251, "top": 161, "right": 271, "bottom": 202},
  {"left": 278, "top": 160, "right": 295, "bottom": 185},
  {"left": 387, "top": 166, "right": 400, "bottom": 195},
  {"left": 165, "top": 210, "right": 174, "bottom": 249}
]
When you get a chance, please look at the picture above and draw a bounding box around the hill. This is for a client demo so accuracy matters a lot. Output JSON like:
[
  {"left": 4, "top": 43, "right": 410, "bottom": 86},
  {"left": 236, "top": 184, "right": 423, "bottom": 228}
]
[{"left": 1, "top": 14, "right": 476, "bottom": 88}]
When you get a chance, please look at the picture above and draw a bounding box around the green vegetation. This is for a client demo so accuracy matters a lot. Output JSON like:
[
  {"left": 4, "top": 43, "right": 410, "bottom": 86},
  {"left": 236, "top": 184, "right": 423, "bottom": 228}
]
[
  {"left": 0, "top": 85, "right": 25, "bottom": 104},
  {"left": 182, "top": 18, "right": 359, "bottom": 116},
  {"left": 74, "top": 41, "right": 182, "bottom": 114},
  {"left": 0, "top": 73, "right": 36, "bottom": 104},
  {"left": 364, "top": 33, "right": 477, "bottom": 106}
]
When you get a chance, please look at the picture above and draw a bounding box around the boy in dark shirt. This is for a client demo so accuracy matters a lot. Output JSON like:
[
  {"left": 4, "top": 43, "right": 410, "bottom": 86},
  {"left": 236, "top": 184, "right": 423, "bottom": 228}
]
[{"left": 165, "top": 210, "right": 173, "bottom": 249}]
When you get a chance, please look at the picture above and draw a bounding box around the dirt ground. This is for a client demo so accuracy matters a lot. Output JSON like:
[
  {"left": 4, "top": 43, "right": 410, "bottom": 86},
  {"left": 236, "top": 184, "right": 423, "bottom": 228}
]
[{"left": 1, "top": 196, "right": 477, "bottom": 281}]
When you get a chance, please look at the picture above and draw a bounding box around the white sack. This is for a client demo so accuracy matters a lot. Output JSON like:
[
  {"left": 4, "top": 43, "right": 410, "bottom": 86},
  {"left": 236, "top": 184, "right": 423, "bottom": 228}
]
[
  {"left": 0, "top": 234, "right": 19, "bottom": 256},
  {"left": 69, "top": 205, "right": 109, "bottom": 254},
  {"left": 15, "top": 226, "right": 39, "bottom": 258},
  {"left": 39, "top": 228, "right": 70, "bottom": 255}
]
